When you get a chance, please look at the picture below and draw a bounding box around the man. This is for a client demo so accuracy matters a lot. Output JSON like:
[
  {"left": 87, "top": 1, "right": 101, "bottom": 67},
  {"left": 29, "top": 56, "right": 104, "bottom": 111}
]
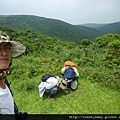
[
  {"left": 38, "top": 74, "right": 58, "bottom": 101},
  {"left": 0, "top": 31, "right": 28, "bottom": 119}
]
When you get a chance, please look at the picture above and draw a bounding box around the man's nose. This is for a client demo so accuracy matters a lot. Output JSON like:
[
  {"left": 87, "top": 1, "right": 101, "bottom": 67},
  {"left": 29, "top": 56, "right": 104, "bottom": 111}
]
[{"left": 0, "top": 48, "right": 7, "bottom": 55}]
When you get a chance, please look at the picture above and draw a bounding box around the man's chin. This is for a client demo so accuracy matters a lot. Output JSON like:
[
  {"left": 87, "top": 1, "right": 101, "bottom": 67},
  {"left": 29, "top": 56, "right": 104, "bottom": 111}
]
[{"left": 0, "top": 65, "right": 9, "bottom": 70}]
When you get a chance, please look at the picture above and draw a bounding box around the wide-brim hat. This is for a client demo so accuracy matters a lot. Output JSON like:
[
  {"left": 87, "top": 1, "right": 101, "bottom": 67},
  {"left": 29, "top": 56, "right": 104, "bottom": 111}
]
[{"left": 0, "top": 31, "right": 26, "bottom": 57}]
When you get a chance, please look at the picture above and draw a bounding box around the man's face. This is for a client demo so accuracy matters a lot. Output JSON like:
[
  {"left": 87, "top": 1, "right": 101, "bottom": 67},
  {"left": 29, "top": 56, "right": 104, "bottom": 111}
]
[{"left": 0, "top": 42, "right": 12, "bottom": 69}]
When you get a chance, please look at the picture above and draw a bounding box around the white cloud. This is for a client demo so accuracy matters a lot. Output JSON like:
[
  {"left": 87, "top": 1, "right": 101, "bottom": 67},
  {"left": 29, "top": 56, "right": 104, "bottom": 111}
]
[{"left": 0, "top": 0, "right": 120, "bottom": 24}]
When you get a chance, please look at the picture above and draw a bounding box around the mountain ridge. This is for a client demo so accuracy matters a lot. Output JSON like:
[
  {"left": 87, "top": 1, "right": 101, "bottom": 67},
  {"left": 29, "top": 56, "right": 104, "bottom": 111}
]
[
  {"left": 0, "top": 15, "right": 119, "bottom": 43},
  {"left": 80, "top": 23, "right": 106, "bottom": 28}
]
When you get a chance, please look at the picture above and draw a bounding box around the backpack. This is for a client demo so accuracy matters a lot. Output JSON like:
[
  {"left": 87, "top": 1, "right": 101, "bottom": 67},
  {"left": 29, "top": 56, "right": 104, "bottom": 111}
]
[
  {"left": 63, "top": 67, "right": 75, "bottom": 79},
  {"left": 64, "top": 61, "right": 76, "bottom": 68},
  {"left": 41, "top": 74, "right": 56, "bottom": 82},
  {"left": 57, "top": 78, "right": 68, "bottom": 90}
]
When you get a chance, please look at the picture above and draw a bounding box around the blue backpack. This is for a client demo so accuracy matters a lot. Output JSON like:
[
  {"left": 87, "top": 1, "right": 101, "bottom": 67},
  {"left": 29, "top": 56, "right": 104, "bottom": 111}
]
[{"left": 63, "top": 67, "right": 75, "bottom": 79}]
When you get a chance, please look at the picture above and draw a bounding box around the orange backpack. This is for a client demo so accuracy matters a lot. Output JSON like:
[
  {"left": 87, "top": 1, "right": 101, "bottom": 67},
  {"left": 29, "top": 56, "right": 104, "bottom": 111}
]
[{"left": 64, "top": 61, "right": 76, "bottom": 68}]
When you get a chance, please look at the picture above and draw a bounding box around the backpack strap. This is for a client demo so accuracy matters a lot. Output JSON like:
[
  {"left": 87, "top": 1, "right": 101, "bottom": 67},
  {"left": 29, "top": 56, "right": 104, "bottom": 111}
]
[
  {"left": 4, "top": 78, "right": 19, "bottom": 114},
  {"left": 4, "top": 78, "right": 12, "bottom": 94}
]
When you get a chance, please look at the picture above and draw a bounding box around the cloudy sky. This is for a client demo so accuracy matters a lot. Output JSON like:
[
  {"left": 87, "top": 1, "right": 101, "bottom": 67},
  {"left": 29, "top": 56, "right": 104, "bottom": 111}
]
[{"left": 0, "top": 0, "right": 120, "bottom": 25}]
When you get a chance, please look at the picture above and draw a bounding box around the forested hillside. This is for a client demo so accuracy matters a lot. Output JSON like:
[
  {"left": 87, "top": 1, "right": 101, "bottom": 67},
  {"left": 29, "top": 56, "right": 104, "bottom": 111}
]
[
  {"left": 81, "top": 21, "right": 120, "bottom": 34},
  {"left": 95, "top": 22, "right": 120, "bottom": 34},
  {"left": 0, "top": 15, "right": 104, "bottom": 43},
  {"left": 0, "top": 15, "right": 119, "bottom": 44},
  {"left": 75, "top": 25, "right": 103, "bottom": 39}
]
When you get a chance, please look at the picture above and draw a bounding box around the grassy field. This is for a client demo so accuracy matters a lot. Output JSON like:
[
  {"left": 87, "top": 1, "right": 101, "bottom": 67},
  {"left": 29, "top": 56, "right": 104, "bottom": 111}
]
[
  {"left": 4, "top": 32, "right": 120, "bottom": 116},
  {"left": 8, "top": 76, "right": 120, "bottom": 114}
]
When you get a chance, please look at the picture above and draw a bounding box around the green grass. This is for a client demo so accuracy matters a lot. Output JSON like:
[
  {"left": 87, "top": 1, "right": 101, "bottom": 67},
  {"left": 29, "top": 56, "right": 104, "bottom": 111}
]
[
  {"left": 8, "top": 76, "right": 120, "bottom": 114},
  {"left": 1, "top": 23, "right": 120, "bottom": 116}
]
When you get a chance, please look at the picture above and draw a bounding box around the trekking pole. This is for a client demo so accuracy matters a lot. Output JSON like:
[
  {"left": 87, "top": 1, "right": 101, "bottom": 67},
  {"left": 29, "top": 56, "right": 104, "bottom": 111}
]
[{"left": 27, "top": 86, "right": 38, "bottom": 89}]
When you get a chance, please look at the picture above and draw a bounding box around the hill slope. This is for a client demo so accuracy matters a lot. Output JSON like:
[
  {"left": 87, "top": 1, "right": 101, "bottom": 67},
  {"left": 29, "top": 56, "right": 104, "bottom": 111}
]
[
  {"left": 75, "top": 25, "right": 104, "bottom": 39},
  {"left": 0, "top": 15, "right": 104, "bottom": 43},
  {"left": 81, "top": 22, "right": 120, "bottom": 35},
  {"left": 95, "top": 22, "right": 120, "bottom": 34}
]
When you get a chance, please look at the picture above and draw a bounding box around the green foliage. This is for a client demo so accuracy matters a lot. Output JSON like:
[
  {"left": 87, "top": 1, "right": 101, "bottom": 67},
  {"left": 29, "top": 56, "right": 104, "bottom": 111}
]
[
  {"left": 78, "top": 34, "right": 120, "bottom": 90},
  {"left": 1, "top": 26, "right": 119, "bottom": 90},
  {"left": 0, "top": 26, "right": 120, "bottom": 114},
  {"left": 95, "top": 22, "right": 120, "bottom": 34},
  {"left": 0, "top": 15, "right": 105, "bottom": 44}
]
